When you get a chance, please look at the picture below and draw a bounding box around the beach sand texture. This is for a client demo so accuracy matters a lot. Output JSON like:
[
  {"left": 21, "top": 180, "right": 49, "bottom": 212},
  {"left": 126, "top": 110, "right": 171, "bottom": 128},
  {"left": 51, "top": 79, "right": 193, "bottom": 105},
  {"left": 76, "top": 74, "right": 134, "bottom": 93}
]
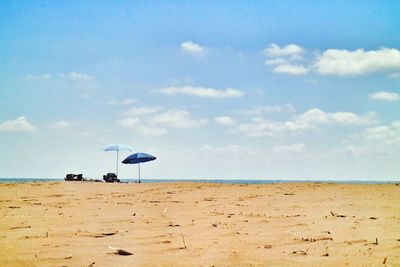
[{"left": 0, "top": 182, "right": 399, "bottom": 266}]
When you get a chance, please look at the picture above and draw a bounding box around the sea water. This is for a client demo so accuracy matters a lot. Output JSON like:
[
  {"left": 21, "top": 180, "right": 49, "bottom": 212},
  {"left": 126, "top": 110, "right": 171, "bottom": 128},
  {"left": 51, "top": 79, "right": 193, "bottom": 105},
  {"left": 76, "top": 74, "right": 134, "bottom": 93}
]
[{"left": 0, "top": 178, "right": 398, "bottom": 184}]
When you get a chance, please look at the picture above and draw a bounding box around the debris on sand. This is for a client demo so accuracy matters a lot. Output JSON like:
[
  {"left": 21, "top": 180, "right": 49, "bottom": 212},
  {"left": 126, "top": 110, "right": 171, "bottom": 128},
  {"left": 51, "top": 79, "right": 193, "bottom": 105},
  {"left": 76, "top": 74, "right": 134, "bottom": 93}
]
[
  {"left": 345, "top": 239, "right": 367, "bottom": 245},
  {"left": 322, "top": 246, "right": 329, "bottom": 256},
  {"left": 292, "top": 250, "right": 307, "bottom": 255},
  {"left": 180, "top": 234, "right": 187, "bottom": 249},
  {"left": 301, "top": 237, "right": 333, "bottom": 242},
  {"left": 94, "top": 232, "right": 118, "bottom": 238},
  {"left": 78, "top": 232, "right": 118, "bottom": 238},
  {"left": 108, "top": 246, "right": 133, "bottom": 256},
  {"left": 330, "top": 211, "right": 347, "bottom": 218},
  {"left": 10, "top": 225, "right": 31, "bottom": 230}
]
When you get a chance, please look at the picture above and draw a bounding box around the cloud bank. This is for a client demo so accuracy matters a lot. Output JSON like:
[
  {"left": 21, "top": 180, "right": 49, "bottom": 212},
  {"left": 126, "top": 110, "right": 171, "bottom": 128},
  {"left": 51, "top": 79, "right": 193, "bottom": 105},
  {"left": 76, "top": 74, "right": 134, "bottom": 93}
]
[
  {"left": 315, "top": 48, "right": 400, "bottom": 75},
  {"left": 239, "top": 108, "right": 377, "bottom": 137},
  {"left": 263, "top": 44, "right": 400, "bottom": 76}
]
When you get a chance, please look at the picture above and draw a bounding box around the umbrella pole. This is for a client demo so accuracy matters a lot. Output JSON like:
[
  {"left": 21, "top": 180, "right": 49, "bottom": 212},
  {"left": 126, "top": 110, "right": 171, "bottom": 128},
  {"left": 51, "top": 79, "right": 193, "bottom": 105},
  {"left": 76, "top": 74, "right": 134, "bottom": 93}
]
[
  {"left": 116, "top": 150, "right": 119, "bottom": 177},
  {"left": 138, "top": 163, "right": 141, "bottom": 183}
]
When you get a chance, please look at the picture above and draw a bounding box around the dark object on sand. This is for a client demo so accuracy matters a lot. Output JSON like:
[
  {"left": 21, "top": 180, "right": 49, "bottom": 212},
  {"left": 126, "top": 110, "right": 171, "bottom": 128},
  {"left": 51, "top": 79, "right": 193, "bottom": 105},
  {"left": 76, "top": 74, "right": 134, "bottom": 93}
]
[
  {"left": 82, "top": 178, "right": 103, "bottom": 182},
  {"left": 108, "top": 246, "right": 133, "bottom": 256},
  {"left": 103, "top": 173, "right": 120, "bottom": 183},
  {"left": 65, "top": 174, "right": 83, "bottom": 181},
  {"left": 292, "top": 250, "right": 307, "bottom": 255},
  {"left": 330, "top": 211, "right": 347, "bottom": 217}
]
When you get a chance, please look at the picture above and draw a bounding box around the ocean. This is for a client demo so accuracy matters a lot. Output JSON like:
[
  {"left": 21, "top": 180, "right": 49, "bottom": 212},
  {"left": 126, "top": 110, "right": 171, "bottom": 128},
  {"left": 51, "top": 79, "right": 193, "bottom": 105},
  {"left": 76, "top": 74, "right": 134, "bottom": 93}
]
[{"left": 0, "top": 178, "right": 398, "bottom": 184}]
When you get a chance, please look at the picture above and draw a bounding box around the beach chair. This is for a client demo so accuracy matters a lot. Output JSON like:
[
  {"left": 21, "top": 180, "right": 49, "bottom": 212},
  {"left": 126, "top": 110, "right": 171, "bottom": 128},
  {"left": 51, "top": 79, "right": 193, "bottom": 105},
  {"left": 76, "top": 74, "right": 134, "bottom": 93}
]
[
  {"left": 65, "top": 174, "right": 83, "bottom": 181},
  {"left": 103, "top": 173, "right": 120, "bottom": 183}
]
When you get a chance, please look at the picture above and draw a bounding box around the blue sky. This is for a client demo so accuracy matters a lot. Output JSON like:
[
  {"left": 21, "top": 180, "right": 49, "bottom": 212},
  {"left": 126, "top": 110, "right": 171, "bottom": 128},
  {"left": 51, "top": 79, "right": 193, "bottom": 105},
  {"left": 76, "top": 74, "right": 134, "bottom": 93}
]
[{"left": 0, "top": 1, "right": 399, "bottom": 180}]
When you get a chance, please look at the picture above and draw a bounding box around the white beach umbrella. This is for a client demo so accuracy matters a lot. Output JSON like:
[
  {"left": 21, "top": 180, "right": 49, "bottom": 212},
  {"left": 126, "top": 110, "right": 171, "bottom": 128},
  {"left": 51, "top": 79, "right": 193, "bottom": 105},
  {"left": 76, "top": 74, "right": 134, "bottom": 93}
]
[{"left": 103, "top": 143, "right": 133, "bottom": 177}]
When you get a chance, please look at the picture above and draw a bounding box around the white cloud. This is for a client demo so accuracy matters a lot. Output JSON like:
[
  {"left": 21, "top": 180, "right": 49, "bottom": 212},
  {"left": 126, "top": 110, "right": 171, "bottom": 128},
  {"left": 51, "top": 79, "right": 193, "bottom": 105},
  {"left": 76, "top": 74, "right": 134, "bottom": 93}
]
[
  {"left": 119, "top": 117, "right": 140, "bottom": 128},
  {"left": 294, "top": 109, "right": 376, "bottom": 127},
  {"left": 50, "top": 121, "right": 73, "bottom": 130},
  {"left": 239, "top": 119, "right": 279, "bottom": 137},
  {"left": 123, "top": 106, "right": 162, "bottom": 116},
  {"left": 263, "top": 44, "right": 307, "bottom": 75},
  {"left": 181, "top": 41, "right": 207, "bottom": 56},
  {"left": 119, "top": 117, "right": 167, "bottom": 136},
  {"left": 272, "top": 143, "right": 306, "bottom": 154},
  {"left": 362, "top": 121, "right": 400, "bottom": 144},
  {"left": 315, "top": 48, "right": 400, "bottom": 75},
  {"left": 264, "top": 58, "right": 287, "bottom": 65},
  {"left": 338, "top": 120, "right": 400, "bottom": 157},
  {"left": 272, "top": 63, "right": 309, "bottom": 75},
  {"left": 160, "top": 86, "right": 244, "bottom": 98},
  {"left": 24, "top": 73, "right": 52, "bottom": 80},
  {"left": 119, "top": 108, "right": 206, "bottom": 135},
  {"left": 295, "top": 108, "right": 330, "bottom": 126},
  {"left": 0, "top": 117, "right": 37, "bottom": 132},
  {"left": 239, "top": 108, "right": 376, "bottom": 137},
  {"left": 60, "top": 72, "right": 94, "bottom": 81},
  {"left": 290, "top": 54, "right": 303, "bottom": 61},
  {"left": 214, "top": 116, "right": 234, "bottom": 126},
  {"left": 263, "top": 44, "right": 303, "bottom": 57},
  {"left": 135, "top": 125, "right": 167, "bottom": 136},
  {"left": 330, "top": 111, "right": 377, "bottom": 125},
  {"left": 239, "top": 104, "right": 296, "bottom": 115},
  {"left": 150, "top": 110, "right": 207, "bottom": 128},
  {"left": 369, "top": 91, "right": 400, "bottom": 102}
]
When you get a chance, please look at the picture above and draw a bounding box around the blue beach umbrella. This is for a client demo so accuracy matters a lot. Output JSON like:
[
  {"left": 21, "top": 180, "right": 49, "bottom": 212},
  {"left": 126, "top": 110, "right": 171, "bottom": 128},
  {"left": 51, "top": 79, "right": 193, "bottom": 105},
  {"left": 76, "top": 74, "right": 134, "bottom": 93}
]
[
  {"left": 104, "top": 143, "right": 133, "bottom": 177},
  {"left": 122, "top": 153, "right": 156, "bottom": 183}
]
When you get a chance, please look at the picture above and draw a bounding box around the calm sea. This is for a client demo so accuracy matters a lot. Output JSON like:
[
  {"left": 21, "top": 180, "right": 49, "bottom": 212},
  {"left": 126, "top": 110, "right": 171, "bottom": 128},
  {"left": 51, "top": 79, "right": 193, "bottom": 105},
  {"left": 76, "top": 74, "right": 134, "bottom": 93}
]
[{"left": 0, "top": 178, "right": 398, "bottom": 184}]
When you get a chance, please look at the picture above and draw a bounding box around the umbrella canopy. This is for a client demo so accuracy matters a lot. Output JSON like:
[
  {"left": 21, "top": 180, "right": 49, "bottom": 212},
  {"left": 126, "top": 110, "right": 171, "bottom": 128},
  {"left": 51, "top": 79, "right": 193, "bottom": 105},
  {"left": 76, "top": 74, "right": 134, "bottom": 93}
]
[
  {"left": 122, "top": 153, "right": 156, "bottom": 182},
  {"left": 104, "top": 143, "right": 133, "bottom": 152},
  {"left": 122, "top": 153, "right": 156, "bottom": 164},
  {"left": 104, "top": 143, "right": 133, "bottom": 176}
]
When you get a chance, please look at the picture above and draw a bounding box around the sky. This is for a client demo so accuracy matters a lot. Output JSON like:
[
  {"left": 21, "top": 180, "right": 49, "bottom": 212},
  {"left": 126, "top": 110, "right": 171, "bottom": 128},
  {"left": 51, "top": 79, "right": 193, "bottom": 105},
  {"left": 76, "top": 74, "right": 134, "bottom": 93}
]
[{"left": 0, "top": 1, "right": 399, "bottom": 180}]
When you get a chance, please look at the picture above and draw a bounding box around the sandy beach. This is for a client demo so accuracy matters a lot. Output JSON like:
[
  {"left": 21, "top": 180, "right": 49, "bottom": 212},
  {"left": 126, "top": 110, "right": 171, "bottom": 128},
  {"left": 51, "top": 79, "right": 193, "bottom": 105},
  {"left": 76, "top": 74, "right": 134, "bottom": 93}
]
[{"left": 0, "top": 182, "right": 399, "bottom": 266}]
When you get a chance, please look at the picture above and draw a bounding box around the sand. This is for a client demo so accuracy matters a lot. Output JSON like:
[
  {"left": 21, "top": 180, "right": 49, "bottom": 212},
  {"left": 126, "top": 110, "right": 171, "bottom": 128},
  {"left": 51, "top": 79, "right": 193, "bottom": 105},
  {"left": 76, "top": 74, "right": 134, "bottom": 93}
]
[{"left": 0, "top": 181, "right": 399, "bottom": 266}]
